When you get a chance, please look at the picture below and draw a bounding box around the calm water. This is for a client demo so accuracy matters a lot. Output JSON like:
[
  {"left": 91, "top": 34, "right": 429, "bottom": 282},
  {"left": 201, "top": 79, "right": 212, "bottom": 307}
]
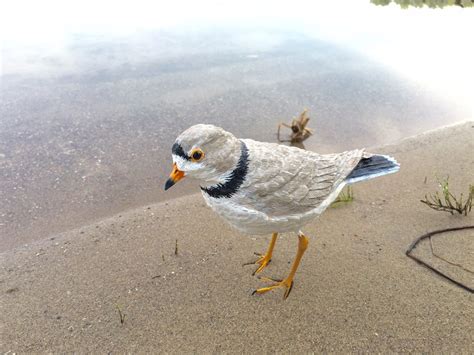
[{"left": 0, "top": 29, "right": 470, "bottom": 251}]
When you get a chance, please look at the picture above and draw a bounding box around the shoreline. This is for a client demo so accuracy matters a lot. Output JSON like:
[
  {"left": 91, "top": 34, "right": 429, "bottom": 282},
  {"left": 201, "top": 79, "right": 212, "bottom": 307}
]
[
  {"left": 3, "top": 120, "right": 472, "bottom": 254},
  {"left": 1, "top": 121, "right": 473, "bottom": 352}
]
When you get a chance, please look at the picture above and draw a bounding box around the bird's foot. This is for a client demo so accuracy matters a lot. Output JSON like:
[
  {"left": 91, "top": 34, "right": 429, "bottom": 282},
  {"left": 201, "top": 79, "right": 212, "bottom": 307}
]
[
  {"left": 252, "top": 276, "right": 294, "bottom": 300},
  {"left": 243, "top": 252, "right": 272, "bottom": 275}
]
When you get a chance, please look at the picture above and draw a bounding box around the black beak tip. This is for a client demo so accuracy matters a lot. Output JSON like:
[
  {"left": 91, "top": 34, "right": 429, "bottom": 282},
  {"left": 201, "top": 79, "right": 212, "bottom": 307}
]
[{"left": 164, "top": 178, "right": 175, "bottom": 191}]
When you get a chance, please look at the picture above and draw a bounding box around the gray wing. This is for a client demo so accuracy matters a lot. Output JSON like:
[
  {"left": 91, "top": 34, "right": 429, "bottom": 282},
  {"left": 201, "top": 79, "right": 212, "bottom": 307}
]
[{"left": 239, "top": 139, "right": 364, "bottom": 217}]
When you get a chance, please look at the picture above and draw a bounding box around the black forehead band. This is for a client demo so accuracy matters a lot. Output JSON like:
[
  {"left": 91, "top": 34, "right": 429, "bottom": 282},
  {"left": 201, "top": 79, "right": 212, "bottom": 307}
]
[{"left": 172, "top": 142, "right": 190, "bottom": 160}]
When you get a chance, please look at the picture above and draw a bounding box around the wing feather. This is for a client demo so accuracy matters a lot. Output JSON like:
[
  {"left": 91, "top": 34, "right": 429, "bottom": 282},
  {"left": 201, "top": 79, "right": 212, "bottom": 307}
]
[{"left": 239, "top": 139, "right": 363, "bottom": 217}]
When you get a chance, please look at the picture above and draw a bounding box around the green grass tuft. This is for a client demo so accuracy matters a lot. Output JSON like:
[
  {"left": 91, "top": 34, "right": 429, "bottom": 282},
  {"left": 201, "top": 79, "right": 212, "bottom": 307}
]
[
  {"left": 420, "top": 176, "right": 473, "bottom": 216},
  {"left": 331, "top": 186, "right": 354, "bottom": 207}
]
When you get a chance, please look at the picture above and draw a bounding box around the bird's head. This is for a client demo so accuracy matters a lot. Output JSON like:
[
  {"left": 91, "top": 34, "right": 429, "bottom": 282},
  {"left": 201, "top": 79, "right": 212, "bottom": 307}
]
[{"left": 164, "top": 124, "right": 241, "bottom": 190}]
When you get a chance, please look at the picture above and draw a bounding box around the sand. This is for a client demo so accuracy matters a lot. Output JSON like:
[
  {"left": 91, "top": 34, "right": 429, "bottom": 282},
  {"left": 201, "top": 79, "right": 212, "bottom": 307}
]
[
  {"left": 2, "top": 33, "right": 470, "bottom": 252},
  {"left": 1, "top": 122, "right": 473, "bottom": 352}
]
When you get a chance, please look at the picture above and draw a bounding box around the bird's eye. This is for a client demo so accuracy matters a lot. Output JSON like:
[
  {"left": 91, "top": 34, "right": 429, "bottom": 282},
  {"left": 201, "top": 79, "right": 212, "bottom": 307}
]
[{"left": 190, "top": 149, "right": 204, "bottom": 162}]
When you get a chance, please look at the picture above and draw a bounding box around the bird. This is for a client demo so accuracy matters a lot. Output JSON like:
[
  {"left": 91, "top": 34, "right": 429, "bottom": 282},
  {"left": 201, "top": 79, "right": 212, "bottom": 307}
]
[{"left": 165, "top": 124, "right": 399, "bottom": 299}]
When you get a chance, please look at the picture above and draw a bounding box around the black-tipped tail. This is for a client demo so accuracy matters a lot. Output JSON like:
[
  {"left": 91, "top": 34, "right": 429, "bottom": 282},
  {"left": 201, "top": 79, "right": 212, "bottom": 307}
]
[{"left": 346, "top": 155, "right": 399, "bottom": 184}]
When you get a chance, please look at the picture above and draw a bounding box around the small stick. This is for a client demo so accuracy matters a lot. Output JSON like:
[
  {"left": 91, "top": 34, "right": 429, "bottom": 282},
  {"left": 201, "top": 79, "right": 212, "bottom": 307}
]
[
  {"left": 115, "top": 305, "right": 126, "bottom": 325},
  {"left": 429, "top": 238, "right": 474, "bottom": 274},
  {"left": 406, "top": 225, "right": 474, "bottom": 293}
]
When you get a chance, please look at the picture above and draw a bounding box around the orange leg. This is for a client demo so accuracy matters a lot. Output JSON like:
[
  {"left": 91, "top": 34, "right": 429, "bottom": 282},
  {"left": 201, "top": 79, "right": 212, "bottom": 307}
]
[
  {"left": 253, "top": 232, "right": 309, "bottom": 299},
  {"left": 243, "top": 233, "right": 278, "bottom": 275}
]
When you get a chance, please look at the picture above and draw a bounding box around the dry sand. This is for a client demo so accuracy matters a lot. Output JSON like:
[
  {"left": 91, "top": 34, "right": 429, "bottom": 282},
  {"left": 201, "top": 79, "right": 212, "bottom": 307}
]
[{"left": 1, "top": 122, "right": 473, "bottom": 352}]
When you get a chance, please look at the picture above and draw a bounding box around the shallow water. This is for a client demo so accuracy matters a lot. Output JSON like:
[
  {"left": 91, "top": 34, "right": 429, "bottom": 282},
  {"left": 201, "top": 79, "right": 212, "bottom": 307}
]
[{"left": 0, "top": 30, "right": 470, "bottom": 251}]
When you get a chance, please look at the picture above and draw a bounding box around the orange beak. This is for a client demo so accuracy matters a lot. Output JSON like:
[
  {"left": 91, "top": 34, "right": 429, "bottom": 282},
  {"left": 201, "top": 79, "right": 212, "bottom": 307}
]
[{"left": 164, "top": 163, "right": 185, "bottom": 190}]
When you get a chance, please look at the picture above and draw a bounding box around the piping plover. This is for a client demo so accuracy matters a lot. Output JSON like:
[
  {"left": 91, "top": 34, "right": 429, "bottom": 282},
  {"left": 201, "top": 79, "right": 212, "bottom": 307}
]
[{"left": 165, "top": 124, "right": 399, "bottom": 298}]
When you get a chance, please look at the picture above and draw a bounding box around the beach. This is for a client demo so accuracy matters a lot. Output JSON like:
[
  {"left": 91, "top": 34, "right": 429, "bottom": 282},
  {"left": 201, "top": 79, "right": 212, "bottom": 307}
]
[
  {"left": 1, "top": 122, "right": 473, "bottom": 352},
  {"left": 1, "top": 32, "right": 470, "bottom": 252}
]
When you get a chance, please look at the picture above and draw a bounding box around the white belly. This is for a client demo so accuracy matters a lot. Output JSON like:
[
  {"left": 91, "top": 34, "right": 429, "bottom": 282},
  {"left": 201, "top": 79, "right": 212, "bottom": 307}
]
[{"left": 201, "top": 191, "right": 319, "bottom": 235}]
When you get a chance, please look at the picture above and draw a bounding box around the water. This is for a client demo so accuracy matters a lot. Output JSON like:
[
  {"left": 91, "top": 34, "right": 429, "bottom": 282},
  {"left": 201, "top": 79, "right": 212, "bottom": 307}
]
[{"left": 1, "top": 5, "right": 472, "bottom": 251}]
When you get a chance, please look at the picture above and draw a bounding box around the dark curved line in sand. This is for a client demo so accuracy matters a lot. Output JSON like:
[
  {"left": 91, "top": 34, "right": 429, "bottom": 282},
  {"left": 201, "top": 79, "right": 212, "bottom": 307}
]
[{"left": 406, "top": 225, "right": 474, "bottom": 294}]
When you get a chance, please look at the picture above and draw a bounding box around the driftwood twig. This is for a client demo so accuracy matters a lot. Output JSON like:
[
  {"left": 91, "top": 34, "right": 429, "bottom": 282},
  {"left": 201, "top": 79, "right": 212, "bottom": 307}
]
[{"left": 406, "top": 226, "right": 474, "bottom": 293}]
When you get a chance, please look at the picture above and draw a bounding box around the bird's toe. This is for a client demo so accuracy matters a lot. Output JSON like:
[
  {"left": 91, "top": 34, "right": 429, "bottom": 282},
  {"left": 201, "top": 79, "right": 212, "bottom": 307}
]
[
  {"left": 242, "top": 252, "right": 272, "bottom": 275},
  {"left": 253, "top": 278, "right": 294, "bottom": 300}
]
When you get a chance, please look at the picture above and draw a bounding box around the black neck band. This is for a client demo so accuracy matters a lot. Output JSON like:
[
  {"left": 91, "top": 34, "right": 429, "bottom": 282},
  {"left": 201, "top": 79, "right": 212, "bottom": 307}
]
[{"left": 201, "top": 141, "right": 249, "bottom": 199}]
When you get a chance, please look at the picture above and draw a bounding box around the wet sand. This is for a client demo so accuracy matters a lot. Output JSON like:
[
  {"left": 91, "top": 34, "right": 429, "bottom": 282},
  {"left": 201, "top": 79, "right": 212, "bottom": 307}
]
[
  {"left": 1, "top": 31, "right": 471, "bottom": 251},
  {"left": 1, "top": 122, "right": 473, "bottom": 352}
]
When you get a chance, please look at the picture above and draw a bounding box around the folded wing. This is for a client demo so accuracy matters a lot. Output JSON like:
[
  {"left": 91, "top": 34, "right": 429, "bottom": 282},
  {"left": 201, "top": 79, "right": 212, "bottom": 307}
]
[{"left": 240, "top": 140, "right": 364, "bottom": 217}]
